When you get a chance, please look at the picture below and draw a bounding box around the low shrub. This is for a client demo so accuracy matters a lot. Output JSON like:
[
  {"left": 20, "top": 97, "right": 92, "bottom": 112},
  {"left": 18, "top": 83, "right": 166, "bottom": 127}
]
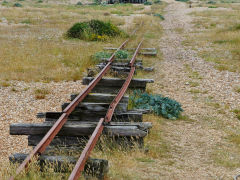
[
  {"left": 115, "top": 50, "right": 128, "bottom": 59},
  {"left": 233, "top": 24, "right": 240, "bottom": 30},
  {"left": 154, "top": 13, "right": 165, "bottom": 20},
  {"left": 208, "top": 6, "right": 217, "bottom": 8},
  {"left": 154, "top": 0, "right": 161, "bottom": 3},
  {"left": 37, "top": 0, "right": 43, "bottom": 3},
  {"left": 66, "top": 20, "right": 125, "bottom": 41},
  {"left": 129, "top": 90, "right": 183, "bottom": 119},
  {"left": 233, "top": 109, "right": 240, "bottom": 120},
  {"left": 2, "top": 0, "right": 8, "bottom": 5},
  {"left": 93, "top": 50, "right": 129, "bottom": 60},
  {"left": 175, "top": 0, "right": 189, "bottom": 2},
  {"left": 13, "top": 2, "right": 23, "bottom": 7},
  {"left": 21, "top": 19, "right": 31, "bottom": 24},
  {"left": 207, "top": 0, "right": 216, "bottom": 4},
  {"left": 76, "top": 1, "right": 82, "bottom": 5},
  {"left": 144, "top": 1, "right": 152, "bottom": 5}
]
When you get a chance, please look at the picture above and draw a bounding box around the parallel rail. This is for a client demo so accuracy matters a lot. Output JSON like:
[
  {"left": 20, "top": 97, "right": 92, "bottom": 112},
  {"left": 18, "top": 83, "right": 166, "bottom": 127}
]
[
  {"left": 10, "top": 26, "right": 143, "bottom": 180},
  {"left": 69, "top": 40, "right": 143, "bottom": 180}
]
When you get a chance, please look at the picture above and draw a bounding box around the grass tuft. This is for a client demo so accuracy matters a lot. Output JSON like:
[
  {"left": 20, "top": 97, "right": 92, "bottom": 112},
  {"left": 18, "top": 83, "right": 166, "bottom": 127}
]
[
  {"left": 0, "top": 81, "right": 11, "bottom": 87},
  {"left": 34, "top": 88, "right": 50, "bottom": 99},
  {"left": 233, "top": 109, "right": 240, "bottom": 120}
]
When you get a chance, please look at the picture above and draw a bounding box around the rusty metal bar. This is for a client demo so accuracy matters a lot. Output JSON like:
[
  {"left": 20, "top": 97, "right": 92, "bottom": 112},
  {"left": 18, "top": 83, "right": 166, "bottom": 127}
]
[
  {"left": 68, "top": 118, "right": 104, "bottom": 180},
  {"left": 9, "top": 40, "right": 128, "bottom": 180},
  {"left": 104, "top": 67, "right": 136, "bottom": 123},
  {"left": 105, "top": 41, "right": 142, "bottom": 122},
  {"left": 68, "top": 40, "right": 143, "bottom": 180},
  {"left": 129, "top": 40, "right": 143, "bottom": 67}
]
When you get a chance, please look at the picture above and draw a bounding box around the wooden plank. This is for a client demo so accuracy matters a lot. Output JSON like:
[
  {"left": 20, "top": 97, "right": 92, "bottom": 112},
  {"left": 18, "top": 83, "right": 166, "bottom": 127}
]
[
  {"left": 38, "top": 111, "right": 143, "bottom": 122},
  {"left": 28, "top": 135, "right": 144, "bottom": 148},
  {"left": 28, "top": 135, "right": 89, "bottom": 147},
  {"left": 100, "top": 58, "right": 142, "bottom": 63},
  {"left": 139, "top": 52, "right": 157, "bottom": 56},
  {"left": 61, "top": 102, "right": 128, "bottom": 113},
  {"left": 44, "top": 111, "right": 143, "bottom": 122},
  {"left": 71, "top": 93, "right": 129, "bottom": 103},
  {"left": 96, "top": 65, "right": 131, "bottom": 72},
  {"left": 104, "top": 47, "right": 156, "bottom": 51},
  {"left": 10, "top": 122, "right": 151, "bottom": 137},
  {"left": 9, "top": 153, "right": 108, "bottom": 179},
  {"left": 103, "top": 62, "right": 142, "bottom": 67},
  {"left": 97, "top": 64, "right": 154, "bottom": 72},
  {"left": 82, "top": 77, "right": 154, "bottom": 88}
]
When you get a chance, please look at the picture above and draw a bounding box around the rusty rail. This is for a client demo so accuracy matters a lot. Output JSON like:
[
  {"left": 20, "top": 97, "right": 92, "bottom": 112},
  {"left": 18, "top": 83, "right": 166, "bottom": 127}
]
[
  {"left": 9, "top": 40, "right": 129, "bottom": 180},
  {"left": 68, "top": 40, "right": 143, "bottom": 180}
]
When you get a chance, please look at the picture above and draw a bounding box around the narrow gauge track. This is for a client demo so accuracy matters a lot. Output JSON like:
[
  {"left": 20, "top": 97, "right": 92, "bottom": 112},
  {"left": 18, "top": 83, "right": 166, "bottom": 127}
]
[{"left": 9, "top": 26, "right": 148, "bottom": 180}]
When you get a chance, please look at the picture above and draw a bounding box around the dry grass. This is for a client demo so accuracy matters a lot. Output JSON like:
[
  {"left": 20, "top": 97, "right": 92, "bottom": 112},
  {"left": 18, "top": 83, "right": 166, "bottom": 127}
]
[
  {"left": 34, "top": 88, "right": 50, "bottom": 99},
  {"left": 91, "top": 115, "right": 172, "bottom": 179},
  {"left": 189, "top": 5, "right": 240, "bottom": 72},
  {"left": 0, "top": 2, "right": 145, "bottom": 82}
]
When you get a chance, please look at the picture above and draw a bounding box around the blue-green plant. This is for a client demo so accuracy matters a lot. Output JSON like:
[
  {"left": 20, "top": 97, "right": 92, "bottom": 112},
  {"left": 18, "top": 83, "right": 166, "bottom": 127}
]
[
  {"left": 154, "top": 0, "right": 161, "bottom": 3},
  {"left": 154, "top": 13, "right": 165, "bottom": 20},
  {"left": 13, "top": 2, "right": 23, "bottom": 7},
  {"left": 129, "top": 90, "right": 183, "bottom": 119},
  {"left": 144, "top": 1, "right": 152, "bottom": 5},
  {"left": 76, "top": 1, "right": 82, "bottom": 5}
]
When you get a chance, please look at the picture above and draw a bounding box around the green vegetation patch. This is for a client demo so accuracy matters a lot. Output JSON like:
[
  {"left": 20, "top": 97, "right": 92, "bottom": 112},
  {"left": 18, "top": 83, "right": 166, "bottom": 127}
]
[
  {"left": 154, "top": 0, "right": 162, "bottom": 3},
  {"left": 144, "top": 1, "right": 153, "bottom": 5},
  {"left": 93, "top": 50, "right": 129, "bottom": 60},
  {"left": 153, "top": 13, "right": 165, "bottom": 20},
  {"left": 13, "top": 2, "right": 23, "bottom": 7},
  {"left": 175, "top": 0, "right": 189, "bottom": 2},
  {"left": 233, "top": 109, "right": 240, "bottom": 120},
  {"left": 66, "top": 20, "right": 125, "bottom": 41},
  {"left": 129, "top": 90, "right": 183, "bottom": 119}
]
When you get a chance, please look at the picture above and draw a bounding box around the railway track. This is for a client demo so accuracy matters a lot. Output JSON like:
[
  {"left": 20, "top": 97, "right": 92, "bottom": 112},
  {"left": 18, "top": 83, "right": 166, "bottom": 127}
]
[{"left": 9, "top": 26, "right": 156, "bottom": 179}]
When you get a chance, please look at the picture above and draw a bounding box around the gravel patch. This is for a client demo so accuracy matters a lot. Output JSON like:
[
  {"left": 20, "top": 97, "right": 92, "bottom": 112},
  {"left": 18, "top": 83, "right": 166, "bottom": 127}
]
[
  {"left": 151, "top": 0, "right": 240, "bottom": 178},
  {"left": 0, "top": 81, "right": 85, "bottom": 164}
]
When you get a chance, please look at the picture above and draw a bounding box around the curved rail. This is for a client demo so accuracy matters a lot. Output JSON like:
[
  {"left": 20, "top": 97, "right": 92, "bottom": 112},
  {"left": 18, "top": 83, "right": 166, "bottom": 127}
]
[
  {"left": 68, "top": 40, "right": 143, "bottom": 180},
  {"left": 9, "top": 23, "right": 143, "bottom": 180}
]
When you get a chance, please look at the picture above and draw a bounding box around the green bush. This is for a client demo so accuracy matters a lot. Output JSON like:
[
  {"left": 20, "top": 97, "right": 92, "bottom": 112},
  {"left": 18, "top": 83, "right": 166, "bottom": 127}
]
[
  {"left": 2, "top": 0, "right": 8, "bottom": 5},
  {"left": 129, "top": 90, "right": 183, "bottom": 119},
  {"left": 154, "top": 0, "right": 161, "bottom": 3},
  {"left": 115, "top": 50, "right": 128, "bottom": 59},
  {"left": 208, "top": 6, "right": 217, "bottom": 8},
  {"left": 13, "top": 2, "right": 23, "bottom": 7},
  {"left": 175, "top": 0, "right": 189, "bottom": 2},
  {"left": 207, "top": 0, "right": 216, "bottom": 4},
  {"left": 21, "top": 19, "right": 31, "bottom": 24},
  {"left": 66, "top": 20, "right": 125, "bottom": 41},
  {"left": 154, "top": 13, "right": 165, "bottom": 20},
  {"left": 93, "top": 50, "right": 129, "bottom": 60},
  {"left": 144, "top": 1, "right": 152, "bottom": 5},
  {"left": 235, "top": 24, "right": 240, "bottom": 30},
  {"left": 76, "top": 1, "right": 82, "bottom": 5}
]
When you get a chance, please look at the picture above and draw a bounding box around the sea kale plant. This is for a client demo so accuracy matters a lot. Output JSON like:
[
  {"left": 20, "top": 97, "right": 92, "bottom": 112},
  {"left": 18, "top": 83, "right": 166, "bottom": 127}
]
[{"left": 129, "top": 90, "right": 183, "bottom": 119}]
